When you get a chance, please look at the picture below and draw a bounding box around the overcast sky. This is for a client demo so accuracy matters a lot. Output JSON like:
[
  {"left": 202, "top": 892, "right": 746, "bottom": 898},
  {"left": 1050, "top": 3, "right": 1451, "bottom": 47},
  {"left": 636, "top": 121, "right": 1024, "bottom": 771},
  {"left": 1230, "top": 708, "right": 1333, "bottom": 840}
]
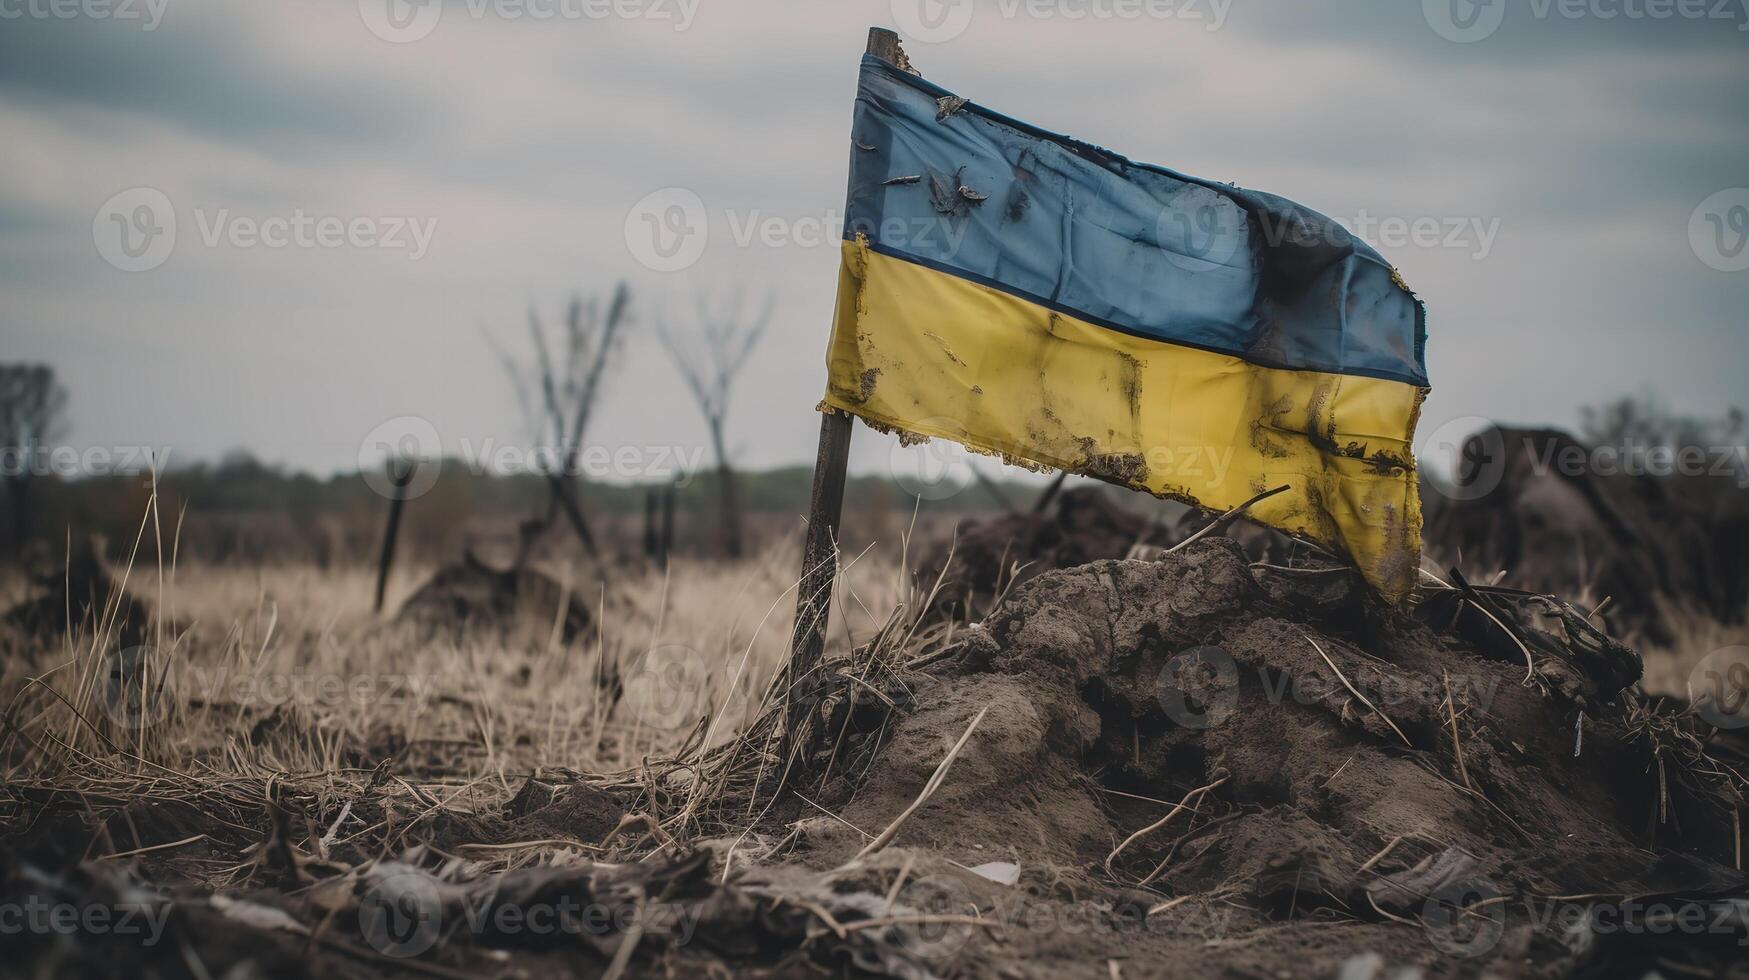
[{"left": 4, "top": 0, "right": 1746, "bottom": 486}]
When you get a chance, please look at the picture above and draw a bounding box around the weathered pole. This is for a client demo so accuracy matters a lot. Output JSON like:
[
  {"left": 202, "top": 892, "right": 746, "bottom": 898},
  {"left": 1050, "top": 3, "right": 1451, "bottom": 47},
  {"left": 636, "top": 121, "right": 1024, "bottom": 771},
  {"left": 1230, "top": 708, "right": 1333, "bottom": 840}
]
[
  {"left": 1032, "top": 470, "right": 1068, "bottom": 514},
  {"left": 373, "top": 457, "right": 416, "bottom": 614},
  {"left": 782, "top": 26, "right": 905, "bottom": 766},
  {"left": 659, "top": 480, "right": 676, "bottom": 570},
  {"left": 784, "top": 409, "right": 853, "bottom": 752}
]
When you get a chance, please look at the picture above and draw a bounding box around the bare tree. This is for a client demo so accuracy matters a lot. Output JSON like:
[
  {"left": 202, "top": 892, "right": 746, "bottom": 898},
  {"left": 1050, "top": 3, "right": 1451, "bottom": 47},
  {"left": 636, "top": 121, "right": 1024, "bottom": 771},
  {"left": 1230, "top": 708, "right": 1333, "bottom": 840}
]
[
  {"left": 0, "top": 365, "right": 69, "bottom": 553},
  {"left": 656, "top": 287, "right": 773, "bottom": 559},
  {"left": 485, "top": 282, "right": 632, "bottom": 572}
]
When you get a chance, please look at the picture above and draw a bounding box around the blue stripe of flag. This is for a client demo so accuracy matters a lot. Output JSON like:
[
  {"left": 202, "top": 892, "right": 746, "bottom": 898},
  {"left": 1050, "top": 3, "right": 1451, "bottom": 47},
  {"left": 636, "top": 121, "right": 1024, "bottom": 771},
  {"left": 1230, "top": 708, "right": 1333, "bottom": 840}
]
[{"left": 842, "top": 55, "right": 1428, "bottom": 389}]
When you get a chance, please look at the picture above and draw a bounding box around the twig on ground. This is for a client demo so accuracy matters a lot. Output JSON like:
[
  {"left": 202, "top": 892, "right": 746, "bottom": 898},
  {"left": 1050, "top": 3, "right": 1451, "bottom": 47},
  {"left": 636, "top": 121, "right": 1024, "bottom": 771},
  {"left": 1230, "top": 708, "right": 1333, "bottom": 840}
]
[
  {"left": 1442, "top": 672, "right": 1473, "bottom": 790},
  {"left": 847, "top": 706, "right": 988, "bottom": 864},
  {"left": 1302, "top": 632, "right": 1411, "bottom": 748},
  {"left": 1105, "top": 772, "right": 1229, "bottom": 878},
  {"left": 1358, "top": 835, "right": 1405, "bottom": 874}
]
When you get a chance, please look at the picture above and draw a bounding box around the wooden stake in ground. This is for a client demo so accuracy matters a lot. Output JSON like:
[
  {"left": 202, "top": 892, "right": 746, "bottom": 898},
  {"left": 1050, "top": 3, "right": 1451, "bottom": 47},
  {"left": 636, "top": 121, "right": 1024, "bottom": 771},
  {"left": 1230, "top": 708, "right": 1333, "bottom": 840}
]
[
  {"left": 372, "top": 457, "right": 416, "bottom": 614},
  {"left": 783, "top": 26, "right": 908, "bottom": 766},
  {"left": 785, "top": 409, "right": 853, "bottom": 752}
]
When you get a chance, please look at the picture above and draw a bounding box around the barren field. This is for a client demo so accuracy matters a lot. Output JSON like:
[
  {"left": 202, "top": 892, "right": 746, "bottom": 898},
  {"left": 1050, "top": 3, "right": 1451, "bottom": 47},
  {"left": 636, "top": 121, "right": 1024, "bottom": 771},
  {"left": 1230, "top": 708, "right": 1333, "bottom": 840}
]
[{"left": 3, "top": 487, "right": 1747, "bottom": 979}]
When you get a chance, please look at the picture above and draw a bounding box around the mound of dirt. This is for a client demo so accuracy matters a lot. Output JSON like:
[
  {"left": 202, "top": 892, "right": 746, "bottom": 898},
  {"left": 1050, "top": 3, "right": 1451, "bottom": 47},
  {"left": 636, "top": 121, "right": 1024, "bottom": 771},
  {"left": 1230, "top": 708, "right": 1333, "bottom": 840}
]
[
  {"left": 913, "top": 487, "right": 1167, "bottom": 615},
  {"left": 789, "top": 540, "right": 1747, "bottom": 976},
  {"left": 914, "top": 485, "right": 1311, "bottom": 620},
  {"left": 395, "top": 552, "right": 593, "bottom": 645},
  {"left": 1422, "top": 425, "right": 1749, "bottom": 640},
  {"left": 2, "top": 539, "right": 151, "bottom": 650}
]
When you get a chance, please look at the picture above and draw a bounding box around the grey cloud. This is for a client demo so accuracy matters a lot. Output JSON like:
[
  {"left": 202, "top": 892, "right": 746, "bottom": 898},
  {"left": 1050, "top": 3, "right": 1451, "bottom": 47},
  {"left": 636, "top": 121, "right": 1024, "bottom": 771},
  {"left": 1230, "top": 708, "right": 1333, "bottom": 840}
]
[{"left": 0, "top": 11, "right": 434, "bottom": 155}]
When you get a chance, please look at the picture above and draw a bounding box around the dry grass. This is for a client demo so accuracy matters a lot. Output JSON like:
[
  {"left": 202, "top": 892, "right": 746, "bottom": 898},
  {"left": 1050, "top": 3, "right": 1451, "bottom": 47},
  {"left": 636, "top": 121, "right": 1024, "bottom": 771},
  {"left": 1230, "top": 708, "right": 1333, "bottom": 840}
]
[
  {"left": 1636, "top": 595, "right": 1749, "bottom": 701},
  {"left": 0, "top": 529, "right": 916, "bottom": 833}
]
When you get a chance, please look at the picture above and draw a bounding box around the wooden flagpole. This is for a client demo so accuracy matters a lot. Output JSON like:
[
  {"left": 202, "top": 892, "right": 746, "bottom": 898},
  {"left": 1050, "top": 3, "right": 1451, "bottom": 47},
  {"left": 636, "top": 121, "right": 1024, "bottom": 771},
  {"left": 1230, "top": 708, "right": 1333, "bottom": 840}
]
[
  {"left": 785, "top": 409, "right": 852, "bottom": 747},
  {"left": 783, "top": 27, "right": 905, "bottom": 766}
]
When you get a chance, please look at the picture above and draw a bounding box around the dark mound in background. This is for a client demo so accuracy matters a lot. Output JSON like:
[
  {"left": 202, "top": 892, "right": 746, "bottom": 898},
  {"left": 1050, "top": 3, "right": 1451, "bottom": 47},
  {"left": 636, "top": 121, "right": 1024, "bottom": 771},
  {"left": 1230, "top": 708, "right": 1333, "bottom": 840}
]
[
  {"left": 911, "top": 487, "right": 1181, "bottom": 616},
  {"left": 394, "top": 552, "right": 593, "bottom": 645},
  {"left": 2, "top": 539, "right": 152, "bottom": 649},
  {"left": 1423, "top": 424, "right": 1749, "bottom": 641}
]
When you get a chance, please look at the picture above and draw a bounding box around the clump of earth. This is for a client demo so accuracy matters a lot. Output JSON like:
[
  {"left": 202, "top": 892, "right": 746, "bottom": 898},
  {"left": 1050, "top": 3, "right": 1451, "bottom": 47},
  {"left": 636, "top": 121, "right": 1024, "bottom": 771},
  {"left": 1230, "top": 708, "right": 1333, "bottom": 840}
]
[{"left": 393, "top": 552, "right": 595, "bottom": 646}]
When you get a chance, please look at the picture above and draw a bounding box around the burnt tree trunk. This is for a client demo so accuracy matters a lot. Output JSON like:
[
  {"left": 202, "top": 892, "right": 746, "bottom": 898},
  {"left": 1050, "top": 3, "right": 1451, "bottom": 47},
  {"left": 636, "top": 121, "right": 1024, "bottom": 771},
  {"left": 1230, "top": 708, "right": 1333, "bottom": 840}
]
[{"left": 711, "top": 420, "right": 743, "bottom": 559}]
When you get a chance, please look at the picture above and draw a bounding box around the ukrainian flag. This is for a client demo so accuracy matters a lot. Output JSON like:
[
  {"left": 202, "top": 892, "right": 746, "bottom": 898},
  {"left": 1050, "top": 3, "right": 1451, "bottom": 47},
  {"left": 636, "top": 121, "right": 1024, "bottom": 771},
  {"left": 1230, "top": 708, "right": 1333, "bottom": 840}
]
[{"left": 822, "top": 52, "right": 1430, "bottom": 601}]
